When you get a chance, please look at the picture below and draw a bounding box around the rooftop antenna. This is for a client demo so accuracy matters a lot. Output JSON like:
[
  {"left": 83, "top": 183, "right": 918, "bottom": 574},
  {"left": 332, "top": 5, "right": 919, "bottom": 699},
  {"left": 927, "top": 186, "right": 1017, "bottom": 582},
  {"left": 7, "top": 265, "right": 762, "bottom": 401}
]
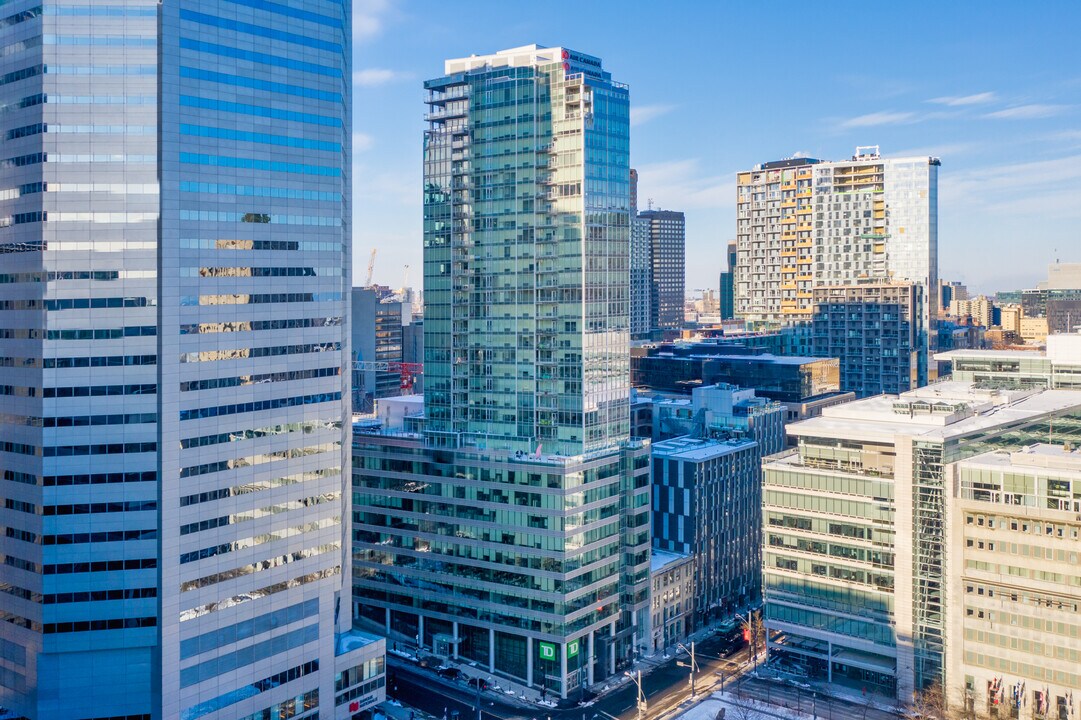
[{"left": 647, "top": 198, "right": 654, "bottom": 211}]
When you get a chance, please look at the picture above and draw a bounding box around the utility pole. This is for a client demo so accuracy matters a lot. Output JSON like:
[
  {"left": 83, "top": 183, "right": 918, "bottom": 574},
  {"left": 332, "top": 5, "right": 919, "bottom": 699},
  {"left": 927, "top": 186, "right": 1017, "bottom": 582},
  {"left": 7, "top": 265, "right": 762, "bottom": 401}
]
[
  {"left": 677, "top": 641, "right": 700, "bottom": 697},
  {"left": 624, "top": 670, "right": 646, "bottom": 720}
]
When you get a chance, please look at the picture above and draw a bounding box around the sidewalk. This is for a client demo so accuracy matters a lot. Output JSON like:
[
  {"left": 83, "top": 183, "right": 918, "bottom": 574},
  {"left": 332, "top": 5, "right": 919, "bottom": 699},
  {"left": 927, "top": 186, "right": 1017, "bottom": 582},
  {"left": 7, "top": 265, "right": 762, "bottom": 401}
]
[
  {"left": 753, "top": 667, "right": 902, "bottom": 715},
  {"left": 383, "top": 617, "right": 739, "bottom": 714},
  {"left": 387, "top": 646, "right": 561, "bottom": 711}
]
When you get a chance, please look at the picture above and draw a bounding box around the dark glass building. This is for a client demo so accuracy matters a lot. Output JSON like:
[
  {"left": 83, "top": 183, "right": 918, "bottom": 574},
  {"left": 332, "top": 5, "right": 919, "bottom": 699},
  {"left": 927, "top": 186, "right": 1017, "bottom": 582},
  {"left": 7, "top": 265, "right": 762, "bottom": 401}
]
[{"left": 631, "top": 343, "right": 844, "bottom": 406}]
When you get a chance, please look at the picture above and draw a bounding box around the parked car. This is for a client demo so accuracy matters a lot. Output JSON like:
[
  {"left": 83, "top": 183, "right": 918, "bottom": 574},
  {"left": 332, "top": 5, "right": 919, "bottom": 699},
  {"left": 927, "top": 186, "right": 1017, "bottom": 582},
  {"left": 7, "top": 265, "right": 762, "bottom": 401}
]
[
  {"left": 466, "top": 677, "right": 488, "bottom": 690},
  {"left": 437, "top": 667, "right": 462, "bottom": 681}
]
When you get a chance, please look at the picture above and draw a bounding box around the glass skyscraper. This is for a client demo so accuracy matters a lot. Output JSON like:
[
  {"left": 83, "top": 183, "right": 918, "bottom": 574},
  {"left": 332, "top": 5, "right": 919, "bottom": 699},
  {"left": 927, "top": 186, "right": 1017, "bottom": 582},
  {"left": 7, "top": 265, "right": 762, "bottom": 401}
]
[
  {"left": 352, "top": 46, "right": 650, "bottom": 700},
  {"left": 422, "top": 44, "right": 631, "bottom": 458},
  {"left": 0, "top": 3, "right": 383, "bottom": 719}
]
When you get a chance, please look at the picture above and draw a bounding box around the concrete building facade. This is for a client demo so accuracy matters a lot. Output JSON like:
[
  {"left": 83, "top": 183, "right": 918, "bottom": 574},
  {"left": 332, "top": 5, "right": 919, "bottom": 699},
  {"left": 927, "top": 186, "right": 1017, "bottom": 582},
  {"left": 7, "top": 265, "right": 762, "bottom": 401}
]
[
  {"left": 950, "top": 296, "right": 994, "bottom": 328},
  {"left": 762, "top": 384, "right": 1081, "bottom": 701},
  {"left": 937, "top": 335, "right": 1081, "bottom": 390},
  {"left": 640, "top": 209, "right": 686, "bottom": 331},
  {"left": 945, "top": 444, "right": 1081, "bottom": 719},
  {"left": 648, "top": 550, "right": 694, "bottom": 654}
]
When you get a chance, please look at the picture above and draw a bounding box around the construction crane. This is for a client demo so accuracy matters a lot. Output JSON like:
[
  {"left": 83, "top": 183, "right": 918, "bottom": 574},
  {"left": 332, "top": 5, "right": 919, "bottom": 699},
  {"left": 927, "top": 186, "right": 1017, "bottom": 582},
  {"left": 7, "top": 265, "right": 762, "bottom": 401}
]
[
  {"left": 352, "top": 360, "right": 423, "bottom": 393},
  {"left": 365, "top": 248, "right": 377, "bottom": 287}
]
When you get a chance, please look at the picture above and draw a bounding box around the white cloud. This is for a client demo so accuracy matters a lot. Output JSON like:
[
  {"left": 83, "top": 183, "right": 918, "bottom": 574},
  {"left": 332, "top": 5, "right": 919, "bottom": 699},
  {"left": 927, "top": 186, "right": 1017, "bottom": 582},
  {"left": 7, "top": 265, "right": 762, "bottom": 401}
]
[
  {"left": 985, "top": 104, "right": 1068, "bottom": 119},
  {"left": 930, "top": 92, "right": 997, "bottom": 106},
  {"left": 353, "top": 132, "right": 374, "bottom": 152},
  {"left": 884, "top": 142, "right": 975, "bottom": 160},
  {"left": 634, "top": 158, "right": 734, "bottom": 211},
  {"left": 354, "top": 0, "right": 393, "bottom": 40},
  {"left": 630, "top": 104, "right": 675, "bottom": 127},
  {"left": 839, "top": 111, "right": 917, "bottom": 129},
  {"left": 941, "top": 154, "right": 1081, "bottom": 219},
  {"left": 791, "top": 150, "right": 812, "bottom": 159},
  {"left": 354, "top": 68, "right": 411, "bottom": 87}
]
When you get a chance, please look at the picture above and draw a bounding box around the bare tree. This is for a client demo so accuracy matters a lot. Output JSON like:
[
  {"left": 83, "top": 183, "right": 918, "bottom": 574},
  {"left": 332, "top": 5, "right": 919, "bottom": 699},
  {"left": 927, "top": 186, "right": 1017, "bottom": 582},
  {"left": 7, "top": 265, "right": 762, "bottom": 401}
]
[
  {"left": 732, "top": 699, "right": 760, "bottom": 720},
  {"left": 910, "top": 682, "right": 948, "bottom": 720},
  {"left": 741, "top": 610, "right": 766, "bottom": 669}
]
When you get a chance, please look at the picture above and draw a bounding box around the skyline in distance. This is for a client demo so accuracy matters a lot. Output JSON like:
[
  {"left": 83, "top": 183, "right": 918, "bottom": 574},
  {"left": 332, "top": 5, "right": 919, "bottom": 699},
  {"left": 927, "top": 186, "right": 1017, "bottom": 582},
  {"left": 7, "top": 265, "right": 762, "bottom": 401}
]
[{"left": 354, "top": 1, "right": 1081, "bottom": 296}]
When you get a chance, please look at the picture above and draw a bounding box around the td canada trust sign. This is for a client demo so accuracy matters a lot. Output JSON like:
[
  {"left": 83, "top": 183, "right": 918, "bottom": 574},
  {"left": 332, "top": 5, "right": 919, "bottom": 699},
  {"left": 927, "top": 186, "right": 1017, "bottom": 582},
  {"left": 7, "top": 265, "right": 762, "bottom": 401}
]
[{"left": 538, "top": 638, "right": 580, "bottom": 662}]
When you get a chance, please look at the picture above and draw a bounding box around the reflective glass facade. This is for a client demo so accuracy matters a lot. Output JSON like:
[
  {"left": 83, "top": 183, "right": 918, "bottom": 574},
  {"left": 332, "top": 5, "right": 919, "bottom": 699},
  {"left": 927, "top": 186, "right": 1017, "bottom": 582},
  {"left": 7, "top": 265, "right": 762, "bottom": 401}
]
[
  {"left": 423, "top": 45, "right": 631, "bottom": 458},
  {"left": 0, "top": 2, "right": 361, "bottom": 718},
  {"left": 349, "top": 46, "right": 647, "bottom": 702},
  {"left": 352, "top": 432, "right": 651, "bottom": 699}
]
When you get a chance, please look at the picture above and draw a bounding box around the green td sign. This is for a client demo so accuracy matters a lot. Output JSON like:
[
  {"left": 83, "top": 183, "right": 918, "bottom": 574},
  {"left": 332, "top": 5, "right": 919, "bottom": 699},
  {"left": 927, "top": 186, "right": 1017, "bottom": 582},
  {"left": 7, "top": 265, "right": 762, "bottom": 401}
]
[{"left": 538, "top": 640, "right": 580, "bottom": 661}]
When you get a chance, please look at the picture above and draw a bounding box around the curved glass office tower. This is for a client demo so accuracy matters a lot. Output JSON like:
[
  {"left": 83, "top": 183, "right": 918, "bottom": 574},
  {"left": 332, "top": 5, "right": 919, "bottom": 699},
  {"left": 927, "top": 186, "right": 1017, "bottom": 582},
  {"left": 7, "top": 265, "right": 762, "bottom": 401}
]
[{"left": 0, "top": 3, "right": 380, "bottom": 719}]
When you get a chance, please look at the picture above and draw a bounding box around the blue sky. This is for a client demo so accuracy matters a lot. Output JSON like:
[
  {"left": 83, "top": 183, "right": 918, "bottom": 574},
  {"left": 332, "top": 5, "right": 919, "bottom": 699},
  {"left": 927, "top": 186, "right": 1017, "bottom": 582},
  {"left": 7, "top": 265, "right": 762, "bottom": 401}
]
[{"left": 353, "top": 0, "right": 1081, "bottom": 295}]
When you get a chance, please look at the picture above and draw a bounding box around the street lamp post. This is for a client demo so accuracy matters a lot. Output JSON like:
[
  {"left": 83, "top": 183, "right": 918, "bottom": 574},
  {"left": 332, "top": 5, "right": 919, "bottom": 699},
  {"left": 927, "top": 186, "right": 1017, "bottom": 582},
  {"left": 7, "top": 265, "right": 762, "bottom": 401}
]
[
  {"left": 676, "top": 641, "right": 700, "bottom": 697},
  {"left": 624, "top": 670, "right": 646, "bottom": 720}
]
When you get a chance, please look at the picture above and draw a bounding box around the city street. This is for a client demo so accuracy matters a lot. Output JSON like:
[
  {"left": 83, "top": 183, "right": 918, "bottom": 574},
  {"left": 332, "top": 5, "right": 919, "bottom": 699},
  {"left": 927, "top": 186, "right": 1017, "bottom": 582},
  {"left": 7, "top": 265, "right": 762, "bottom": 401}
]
[
  {"left": 388, "top": 634, "right": 750, "bottom": 720},
  {"left": 387, "top": 634, "right": 903, "bottom": 720}
]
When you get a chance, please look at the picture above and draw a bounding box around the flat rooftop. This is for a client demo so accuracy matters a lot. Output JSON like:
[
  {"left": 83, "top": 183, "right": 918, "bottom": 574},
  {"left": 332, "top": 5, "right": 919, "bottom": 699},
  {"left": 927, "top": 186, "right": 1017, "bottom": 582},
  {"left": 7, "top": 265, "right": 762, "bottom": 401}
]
[
  {"left": 964, "top": 443, "right": 1081, "bottom": 476},
  {"left": 651, "top": 548, "right": 692, "bottom": 573},
  {"left": 649, "top": 351, "right": 825, "bottom": 366},
  {"left": 784, "top": 384, "right": 1081, "bottom": 443},
  {"left": 652, "top": 435, "right": 757, "bottom": 461},
  {"left": 935, "top": 349, "right": 1047, "bottom": 360},
  {"left": 336, "top": 629, "right": 383, "bottom": 657}
]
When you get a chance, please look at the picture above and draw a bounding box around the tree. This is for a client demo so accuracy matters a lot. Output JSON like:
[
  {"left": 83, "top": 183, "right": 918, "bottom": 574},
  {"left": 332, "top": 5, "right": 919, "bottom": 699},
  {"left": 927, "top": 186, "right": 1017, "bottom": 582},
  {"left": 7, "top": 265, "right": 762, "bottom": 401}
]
[
  {"left": 741, "top": 610, "right": 766, "bottom": 669},
  {"left": 732, "top": 699, "right": 760, "bottom": 720},
  {"left": 910, "top": 682, "right": 948, "bottom": 720}
]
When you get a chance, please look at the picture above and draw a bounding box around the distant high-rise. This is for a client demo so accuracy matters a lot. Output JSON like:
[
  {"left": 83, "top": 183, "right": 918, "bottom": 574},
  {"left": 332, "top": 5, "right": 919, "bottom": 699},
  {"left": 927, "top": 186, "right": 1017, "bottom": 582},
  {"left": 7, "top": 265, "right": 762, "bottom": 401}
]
[
  {"left": 0, "top": 2, "right": 381, "bottom": 719},
  {"left": 735, "top": 147, "right": 939, "bottom": 384},
  {"left": 353, "top": 45, "right": 650, "bottom": 700},
  {"left": 641, "top": 208, "right": 686, "bottom": 330},
  {"left": 630, "top": 169, "right": 651, "bottom": 336},
  {"left": 812, "top": 281, "right": 921, "bottom": 397},
  {"left": 1045, "top": 262, "right": 1081, "bottom": 334},
  {"left": 719, "top": 240, "right": 737, "bottom": 320},
  {"left": 352, "top": 288, "right": 409, "bottom": 411},
  {"left": 949, "top": 294, "right": 994, "bottom": 328}
]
